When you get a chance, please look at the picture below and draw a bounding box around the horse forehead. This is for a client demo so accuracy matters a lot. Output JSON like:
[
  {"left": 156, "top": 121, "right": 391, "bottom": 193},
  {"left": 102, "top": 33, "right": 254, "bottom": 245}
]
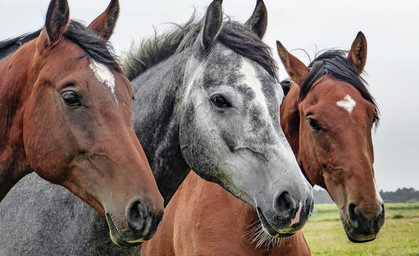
[
  {"left": 336, "top": 94, "right": 356, "bottom": 113},
  {"left": 300, "top": 82, "right": 369, "bottom": 129},
  {"left": 53, "top": 40, "right": 119, "bottom": 100},
  {"left": 89, "top": 58, "right": 117, "bottom": 100},
  {"left": 331, "top": 83, "right": 374, "bottom": 117},
  {"left": 310, "top": 79, "right": 361, "bottom": 108},
  {"left": 201, "top": 45, "right": 279, "bottom": 113},
  {"left": 203, "top": 47, "right": 243, "bottom": 87},
  {"left": 239, "top": 58, "right": 281, "bottom": 131},
  {"left": 239, "top": 59, "right": 272, "bottom": 102}
]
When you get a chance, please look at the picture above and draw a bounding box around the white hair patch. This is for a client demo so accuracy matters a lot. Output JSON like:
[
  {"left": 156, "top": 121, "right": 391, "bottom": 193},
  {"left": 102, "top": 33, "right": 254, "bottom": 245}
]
[
  {"left": 240, "top": 59, "right": 268, "bottom": 115},
  {"left": 89, "top": 58, "right": 117, "bottom": 101},
  {"left": 337, "top": 94, "right": 356, "bottom": 113},
  {"left": 239, "top": 58, "right": 281, "bottom": 140}
]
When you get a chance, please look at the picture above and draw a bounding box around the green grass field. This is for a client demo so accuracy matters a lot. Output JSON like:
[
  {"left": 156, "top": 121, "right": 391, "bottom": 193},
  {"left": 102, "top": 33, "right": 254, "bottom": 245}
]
[{"left": 303, "top": 203, "right": 419, "bottom": 256}]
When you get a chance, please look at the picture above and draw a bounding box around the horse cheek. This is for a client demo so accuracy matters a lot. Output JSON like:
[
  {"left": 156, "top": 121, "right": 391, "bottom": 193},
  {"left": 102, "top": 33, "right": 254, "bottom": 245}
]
[{"left": 22, "top": 87, "right": 67, "bottom": 183}]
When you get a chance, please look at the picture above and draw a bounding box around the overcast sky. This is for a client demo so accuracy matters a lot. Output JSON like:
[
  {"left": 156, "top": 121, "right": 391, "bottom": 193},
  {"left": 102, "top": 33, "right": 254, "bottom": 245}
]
[{"left": 1, "top": 0, "right": 418, "bottom": 191}]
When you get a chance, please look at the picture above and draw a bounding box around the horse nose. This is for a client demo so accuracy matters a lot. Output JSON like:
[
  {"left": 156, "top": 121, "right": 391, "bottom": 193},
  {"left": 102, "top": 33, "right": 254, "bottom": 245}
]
[
  {"left": 348, "top": 203, "right": 359, "bottom": 227},
  {"left": 127, "top": 200, "right": 148, "bottom": 230},
  {"left": 126, "top": 200, "right": 163, "bottom": 238},
  {"left": 273, "top": 188, "right": 314, "bottom": 227},
  {"left": 274, "top": 191, "right": 297, "bottom": 220},
  {"left": 348, "top": 202, "right": 384, "bottom": 227},
  {"left": 347, "top": 202, "right": 385, "bottom": 239}
]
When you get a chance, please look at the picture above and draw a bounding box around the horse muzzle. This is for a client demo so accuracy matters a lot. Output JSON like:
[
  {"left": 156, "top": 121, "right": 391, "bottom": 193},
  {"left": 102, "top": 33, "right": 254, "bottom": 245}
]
[
  {"left": 106, "top": 200, "right": 164, "bottom": 247},
  {"left": 256, "top": 194, "right": 314, "bottom": 237},
  {"left": 343, "top": 202, "right": 385, "bottom": 243}
]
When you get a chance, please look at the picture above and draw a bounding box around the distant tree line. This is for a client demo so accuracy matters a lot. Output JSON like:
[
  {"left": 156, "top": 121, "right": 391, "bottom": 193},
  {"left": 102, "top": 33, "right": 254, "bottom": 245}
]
[
  {"left": 379, "top": 187, "right": 419, "bottom": 203},
  {"left": 313, "top": 187, "right": 419, "bottom": 204}
]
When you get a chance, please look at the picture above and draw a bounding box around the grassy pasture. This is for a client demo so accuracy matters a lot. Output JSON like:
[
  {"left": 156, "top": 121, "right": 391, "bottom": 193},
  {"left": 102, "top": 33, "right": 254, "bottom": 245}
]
[{"left": 303, "top": 203, "right": 419, "bottom": 256}]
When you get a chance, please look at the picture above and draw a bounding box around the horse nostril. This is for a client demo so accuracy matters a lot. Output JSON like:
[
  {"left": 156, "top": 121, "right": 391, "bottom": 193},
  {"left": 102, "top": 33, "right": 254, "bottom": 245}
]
[
  {"left": 127, "top": 200, "right": 149, "bottom": 231},
  {"left": 348, "top": 203, "right": 359, "bottom": 227},
  {"left": 274, "top": 191, "right": 295, "bottom": 219}
]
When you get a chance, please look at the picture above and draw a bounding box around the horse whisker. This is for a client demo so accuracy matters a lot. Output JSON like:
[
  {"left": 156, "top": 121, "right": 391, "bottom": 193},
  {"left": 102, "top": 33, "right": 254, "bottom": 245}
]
[{"left": 244, "top": 218, "right": 282, "bottom": 250}]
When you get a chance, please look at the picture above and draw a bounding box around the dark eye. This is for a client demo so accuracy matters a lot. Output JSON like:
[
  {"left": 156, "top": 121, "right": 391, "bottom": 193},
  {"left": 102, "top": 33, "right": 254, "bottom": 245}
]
[
  {"left": 62, "top": 91, "right": 81, "bottom": 107},
  {"left": 211, "top": 94, "right": 231, "bottom": 108},
  {"left": 307, "top": 117, "right": 322, "bottom": 131}
]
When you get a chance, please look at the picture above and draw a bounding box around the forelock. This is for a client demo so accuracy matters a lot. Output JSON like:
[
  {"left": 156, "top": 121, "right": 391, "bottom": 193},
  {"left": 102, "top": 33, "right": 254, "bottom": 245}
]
[{"left": 64, "top": 20, "right": 121, "bottom": 72}]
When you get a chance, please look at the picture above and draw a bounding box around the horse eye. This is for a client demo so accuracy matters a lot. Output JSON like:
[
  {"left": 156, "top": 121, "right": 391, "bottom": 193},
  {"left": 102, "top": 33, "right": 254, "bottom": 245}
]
[
  {"left": 211, "top": 94, "right": 231, "bottom": 108},
  {"left": 307, "top": 117, "right": 322, "bottom": 131},
  {"left": 62, "top": 91, "right": 81, "bottom": 107}
]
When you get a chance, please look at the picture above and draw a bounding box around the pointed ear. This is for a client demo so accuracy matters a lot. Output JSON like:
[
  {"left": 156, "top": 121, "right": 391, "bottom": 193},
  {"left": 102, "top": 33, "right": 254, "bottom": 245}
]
[
  {"left": 276, "top": 40, "right": 310, "bottom": 85},
  {"left": 44, "top": 0, "right": 70, "bottom": 46},
  {"left": 348, "top": 31, "right": 367, "bottom": 74},
  {"left": 244, "top": 0, "right": 268, "bottom": 39},
  {"left": 201, "top": 0, "right": 223, "bottom": 51},
  {"left": 88, "top": 0, "right": 119, "bottom": 41}
]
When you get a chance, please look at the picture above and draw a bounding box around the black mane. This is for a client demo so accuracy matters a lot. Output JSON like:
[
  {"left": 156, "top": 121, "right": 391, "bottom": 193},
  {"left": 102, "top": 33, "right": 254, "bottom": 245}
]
[
  {"left": 300, "top": 50, "right": 377, "bottom": 109},
  {"left": 0, "top": 21, "right": 120, "bottom": 71},
  {"left": 65, "top": 21, "right": 121, "bottom": 72},
  {"left": 123, "top": 16, "right": 277, "bottom": 81},
  {"left": 0, "top": 29, "right": 41, "bottom": 60}
]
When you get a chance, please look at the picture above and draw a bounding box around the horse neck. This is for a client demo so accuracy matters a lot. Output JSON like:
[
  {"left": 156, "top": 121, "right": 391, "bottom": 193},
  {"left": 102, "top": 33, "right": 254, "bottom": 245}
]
[
  {"left": 0, "top": 30, "right": 40, "bottom": 63},
  {"left": 280, "top": 85, "right": 301, "bottom": 154},
  {"left": 0, "top": 42, "right": 37, "bottom": 199},
  {"left": 0, "top": 42, "right": 36, "bottom": 140},
  {"left": 0, "top": 44, "right": 26, "bottom": 64},
  {"left": 131, "top": 52, "right": 191, "bottom": 205},
  {"left": 0, "top": 48, "right": 15, "bottom": 64}
]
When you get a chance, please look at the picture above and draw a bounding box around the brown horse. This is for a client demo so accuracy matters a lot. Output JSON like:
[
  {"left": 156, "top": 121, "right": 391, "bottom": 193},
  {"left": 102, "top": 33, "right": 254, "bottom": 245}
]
[
  {"left": 142, "top": 171, "right": 310, "bottom": 256},
  {"left": 278, "top": 33, "right": 384, "bottom": 243},
  {"left": 0, "top": 0, "right": 163, "bottom": 246},
  {"left": 142, "top": 32, "right": 384, "bottom": 255}
]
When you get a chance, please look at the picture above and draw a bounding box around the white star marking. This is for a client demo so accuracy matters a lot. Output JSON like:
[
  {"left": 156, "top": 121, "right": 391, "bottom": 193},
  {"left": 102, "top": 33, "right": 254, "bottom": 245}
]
[
  {"left": 89, "top": 58, "right": 117, "bottom": 102},
  {"left": 337, "top": 94, "right": 356, "bottom": 113}
]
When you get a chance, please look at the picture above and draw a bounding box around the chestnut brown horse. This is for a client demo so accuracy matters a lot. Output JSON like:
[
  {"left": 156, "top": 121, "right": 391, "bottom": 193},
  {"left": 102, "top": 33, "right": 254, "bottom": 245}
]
[
  {"left": 142, "top": 171, "right": 310, "bottom": 256},
  {"left": 278, "top": 33, "right": 384, "bottom": 243},
  {"left": 0, "top": 0, "right": 163, "bottom": 246},
  {"left": 142, "top": 32, "right": 384, "bottom": 255}
]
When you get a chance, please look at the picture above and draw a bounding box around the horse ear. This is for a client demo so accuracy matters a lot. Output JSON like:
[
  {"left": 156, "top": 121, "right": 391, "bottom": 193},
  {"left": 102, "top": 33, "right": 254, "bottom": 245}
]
[
  {"left": 244, "top": 0, "right": 268, "bottom": 39},
  {"left": 201, "top": 0, "right": 223, "bottom": 51},
  {"left": 276, "top": 40, "right": 310, "bottom": 86},
  {"left": 44, "top": 0, "right": 70, "bottom": 46},
  {"left": 88, "top": 0, "right": 119, "bottom": 41},
  {"left": 348, "top": 31, "right": 367, "bottom": 74}
]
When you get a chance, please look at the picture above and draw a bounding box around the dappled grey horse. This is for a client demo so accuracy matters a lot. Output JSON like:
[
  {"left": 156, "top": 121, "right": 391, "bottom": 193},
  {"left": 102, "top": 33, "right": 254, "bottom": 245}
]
[{"left": 0, "top": 0, "right": 313, "bottom": 254}]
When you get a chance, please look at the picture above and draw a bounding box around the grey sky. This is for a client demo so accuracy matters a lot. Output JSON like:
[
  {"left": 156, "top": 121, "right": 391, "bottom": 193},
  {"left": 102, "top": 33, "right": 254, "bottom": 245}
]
[{"left": 1, "top": 0, "right": 418, "bottom": 191}]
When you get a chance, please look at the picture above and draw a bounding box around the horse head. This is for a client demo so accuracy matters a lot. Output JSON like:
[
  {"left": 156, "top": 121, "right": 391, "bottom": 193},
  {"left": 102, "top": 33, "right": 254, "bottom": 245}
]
[
  {"left": 277, "top": 32, "right": 385, "bottom": 242},
  {"left": 178, "top": 0, "right": 314, "bottom": 237},
  {"left": 1, "top": 0, "right": 163, "bottom": 246}
]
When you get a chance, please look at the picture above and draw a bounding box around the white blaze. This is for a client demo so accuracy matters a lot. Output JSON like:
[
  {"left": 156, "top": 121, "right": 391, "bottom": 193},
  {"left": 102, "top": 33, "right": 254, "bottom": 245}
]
[
  {"left": 337, "top": 94, "right": 356, "bottom": 113},
  {"left": 89, "top": 58, "right": 117, "bottom": 101},
  {"left": 239, "top": 58, "right": 286, "bottom": 144},
  {"left": 240, "top": 58, "right": 272, "bottom": 126}
]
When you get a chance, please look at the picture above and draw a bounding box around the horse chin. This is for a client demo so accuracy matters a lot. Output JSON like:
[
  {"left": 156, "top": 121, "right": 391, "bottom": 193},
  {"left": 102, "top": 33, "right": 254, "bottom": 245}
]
[
  {"left": 341, "top": 216, "right": 378, "bottom": 243},
  {"left": 346, "top": 232, "right": 376, "bottom": 243},
  {"left": 256, "top": 207, "right": 296, "bottom": 238},
  {"left": 106, "top": 213, "right": 144, "bottom": 247}
]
